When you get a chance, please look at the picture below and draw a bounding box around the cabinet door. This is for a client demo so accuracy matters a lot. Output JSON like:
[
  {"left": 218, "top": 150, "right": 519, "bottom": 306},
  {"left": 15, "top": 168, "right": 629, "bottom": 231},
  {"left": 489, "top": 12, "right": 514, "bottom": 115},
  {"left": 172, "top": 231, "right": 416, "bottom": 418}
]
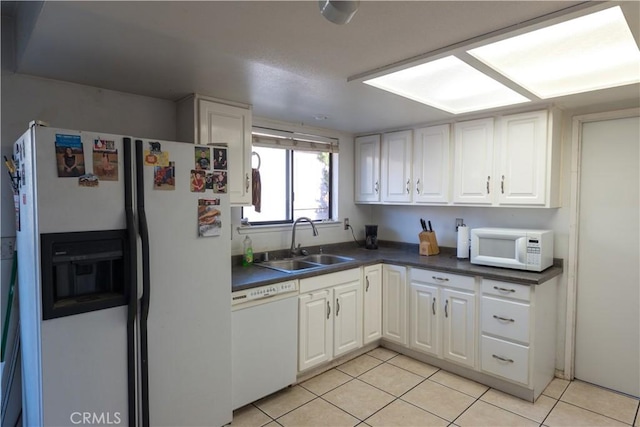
[
  {"left": 413, "top": 125, "right": 451, "bottom": 204},
  {"left": 453, "top": 118, "right": 494, "bottom": 205},
  {"left": 363, "top": 265, "right": 382, "bottom": 344},
  {"left": 333, "top": 281, "right": 363, "bottom": 357},
  {"left": 497, "top": 110, "right": 548, "bottom": 206},
  {"left": 382, "top": 265, "right": 407, "bottom": 345},
  {"left": 355, "top": 135, "right": 381, "bottom": 203},
  {"left": 198, "top": 99, "right": 252, "bottom": 205},
  {"left": 381, "top": 130, "right": 413, "bottom": 203},
  {"left": 410, "top": 283, "right": 440, "bottom": 356},
  {"left": 298, "top": 290, "right": 332, "bottom": 371},
  {"left": 442, "top": 288, "right": 476, "bottom": 368}
]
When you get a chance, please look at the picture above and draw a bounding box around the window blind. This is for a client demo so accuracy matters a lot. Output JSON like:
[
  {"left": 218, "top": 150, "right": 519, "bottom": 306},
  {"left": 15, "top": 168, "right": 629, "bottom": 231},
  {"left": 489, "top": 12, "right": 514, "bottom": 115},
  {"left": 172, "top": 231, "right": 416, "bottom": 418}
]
[{"left": 252, "top": 127, "right": 339, "bottom": 153}]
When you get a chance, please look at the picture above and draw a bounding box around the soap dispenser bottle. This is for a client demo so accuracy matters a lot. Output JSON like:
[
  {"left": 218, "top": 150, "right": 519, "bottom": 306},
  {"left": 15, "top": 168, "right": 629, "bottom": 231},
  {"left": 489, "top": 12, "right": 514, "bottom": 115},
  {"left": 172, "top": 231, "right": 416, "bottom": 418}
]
[{"left": 242, "top": 235, "right": 254, "bottom": 266}]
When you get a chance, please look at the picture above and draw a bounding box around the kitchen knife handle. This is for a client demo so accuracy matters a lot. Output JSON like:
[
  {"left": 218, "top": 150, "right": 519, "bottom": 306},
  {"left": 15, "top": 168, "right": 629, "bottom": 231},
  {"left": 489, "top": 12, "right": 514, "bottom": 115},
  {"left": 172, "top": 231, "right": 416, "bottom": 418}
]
[
  {"left": 501, "top": 175, "right": 505, "bottom": 194},
  {"left": 444, "top": 299, "right": 449, "bottom": 318},
  {"left": 406, "top": 179, "right": 410, "bottom": 194},
  {"left": 365, "top": 276, "right": 370, "bottom": 292},
  {"left": 432, "top": 297, "right": 436, "bottom": 316},
  {"left": 327, "top": 301, "right": 331, "bottom": 319}
]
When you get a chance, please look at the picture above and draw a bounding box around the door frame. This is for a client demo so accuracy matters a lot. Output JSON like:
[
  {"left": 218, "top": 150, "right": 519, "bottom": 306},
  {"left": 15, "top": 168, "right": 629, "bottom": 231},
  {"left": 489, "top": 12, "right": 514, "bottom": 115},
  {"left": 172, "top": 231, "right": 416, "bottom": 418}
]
[{"left": 564, "top": 107, "right": 640, "bottom": 380}]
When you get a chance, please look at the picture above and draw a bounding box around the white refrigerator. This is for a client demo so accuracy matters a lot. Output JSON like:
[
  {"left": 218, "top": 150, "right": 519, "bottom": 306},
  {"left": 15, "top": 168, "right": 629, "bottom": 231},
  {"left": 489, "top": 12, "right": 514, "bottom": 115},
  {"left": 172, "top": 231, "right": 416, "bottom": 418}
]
[{"left": 13, "top": 122, "right": 232, "bottom": 426}]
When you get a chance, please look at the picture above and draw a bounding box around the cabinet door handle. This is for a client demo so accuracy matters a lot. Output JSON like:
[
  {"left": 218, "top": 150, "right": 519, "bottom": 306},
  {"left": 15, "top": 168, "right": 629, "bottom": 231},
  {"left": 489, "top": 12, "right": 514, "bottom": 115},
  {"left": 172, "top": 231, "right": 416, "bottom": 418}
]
[
  {"left": 327, "top": 301, "right": 331, "bottom": 319},
  {"left": 245, "top": 173, "right": 250, "bottom": 192},
  {"left": 365, "top": 276, "right": 370, "bottom": 292},
  {"left": 416, "top": 179, "right": 420, "bottom": 194},
  {"left": 492, "top": 354, "right": 514, "bottom": 363},
  {"left": 444, "top": 299, "right": 449, "bottom": 318},
  {"left": 432, "top": 276, "right": 449, "bottom": 282},
  {"left": 501, "top": 175, "right": 505, "bottom": 194},
  {"left": 336, "top": 298, "right": 340, "bottom": 316},
  {"left": 432, "top": 297, "right": 436, "bottom": 316},
  {"left": 374, "top": 181, "right": 379, "bottom": 194},
  {"left": 493, "top": 286, "right": 516, "bottom": 293},
  {"left": 493, "top": 315, "right": 515, "bottom": 323},
  {"left": 406, "top": 179, "right": 410, "bottom": 194},
  {"left": 486, "top": 176, "right": 491, "bottom": 194}
]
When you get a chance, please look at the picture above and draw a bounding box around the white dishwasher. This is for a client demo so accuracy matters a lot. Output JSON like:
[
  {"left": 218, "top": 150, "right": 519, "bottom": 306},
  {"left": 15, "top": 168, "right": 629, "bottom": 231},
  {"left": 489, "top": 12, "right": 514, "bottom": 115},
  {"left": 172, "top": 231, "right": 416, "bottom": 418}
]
[{"left": 231, "top": 281, "right": 299, "bottom": 410}]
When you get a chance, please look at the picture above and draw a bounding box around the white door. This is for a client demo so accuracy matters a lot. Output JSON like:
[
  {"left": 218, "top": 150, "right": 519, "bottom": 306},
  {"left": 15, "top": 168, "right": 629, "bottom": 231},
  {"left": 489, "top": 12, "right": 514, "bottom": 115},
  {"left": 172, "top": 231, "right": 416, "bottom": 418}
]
[
  {"left": 382, "top": 265, "right": 407, "bottom": 345},
  {"left": 363, "top": 265, "right": 383, "bottom": 344},
  {"left": 333, "top": 282, "right": 363, "bottom": 357},
  {"left": 355, "top": 135, "right": 381, "bottom": 203},
  {"left": 413, "top": 125, "right": 451, "bottom": 204},
  {"left": 575, "top": 115, "right": 640, "bottom": 397},
  {"left": 442, "top": 288, "right": 476, "bottom": 368},
  {"left": 381, "top": 130, "right": 413, "bottom": 203},
  {"left": 410, "top": 283, "right": 440, "bottom": 356},
  {"left": 453, "top": 118, "right": 494, "bottom": 204},
  {"left": 298, "top": 290, "right": 333, "bottom": 371}
]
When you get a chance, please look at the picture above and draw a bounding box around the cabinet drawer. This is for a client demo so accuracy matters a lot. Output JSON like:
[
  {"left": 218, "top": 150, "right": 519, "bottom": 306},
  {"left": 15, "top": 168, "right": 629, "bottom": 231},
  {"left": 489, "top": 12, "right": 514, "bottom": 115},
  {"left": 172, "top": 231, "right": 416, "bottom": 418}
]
[
  {"left": 300, "top": 268, "right": 361, "bottom": 294},
  {"left": 481, "top": 297, "right": 530, "bottom": 344},
  {"left": 410, "top": 268, "right": 475, "bottom": 292},
  {"left": 481, "top": 335, "right": 529, "bottom": 385},
  {"left": 482, "top": 279, "right": 531, "bottom": 301}
]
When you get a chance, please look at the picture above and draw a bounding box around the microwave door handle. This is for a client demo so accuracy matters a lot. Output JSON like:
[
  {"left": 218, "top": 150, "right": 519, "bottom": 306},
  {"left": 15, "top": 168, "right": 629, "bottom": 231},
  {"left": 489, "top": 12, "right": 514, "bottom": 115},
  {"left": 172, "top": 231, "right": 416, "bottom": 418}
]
[{"left": 515, "top": 237, "right": 527, "bottom": 264}]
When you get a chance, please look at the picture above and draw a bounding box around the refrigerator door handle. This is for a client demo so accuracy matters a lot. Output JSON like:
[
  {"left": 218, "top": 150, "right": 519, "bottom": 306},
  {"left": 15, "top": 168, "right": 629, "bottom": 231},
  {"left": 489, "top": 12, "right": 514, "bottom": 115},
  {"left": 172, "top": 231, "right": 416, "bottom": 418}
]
[{"left": 135, "top": 139, "right": 151, "bottom": 427}]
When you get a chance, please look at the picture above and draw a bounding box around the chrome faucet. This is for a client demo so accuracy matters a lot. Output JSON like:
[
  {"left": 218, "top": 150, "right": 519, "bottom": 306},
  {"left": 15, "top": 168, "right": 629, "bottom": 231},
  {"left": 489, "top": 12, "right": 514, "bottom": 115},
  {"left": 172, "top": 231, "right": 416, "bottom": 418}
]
[{"left": 290, "top": 217, "right": 319, "bottom": 256}]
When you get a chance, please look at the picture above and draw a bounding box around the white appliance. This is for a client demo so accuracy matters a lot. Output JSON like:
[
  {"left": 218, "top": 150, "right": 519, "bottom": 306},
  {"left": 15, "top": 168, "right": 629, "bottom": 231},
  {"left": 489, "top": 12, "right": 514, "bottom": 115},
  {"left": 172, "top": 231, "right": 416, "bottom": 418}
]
[
  {"left": 470, "top": 228, "right": 553, "bottom": 272},
  {"left": 231, "top": 281, "right": 298, "bottom": 410},
  {"left": 13, "top": 123, "right": 232, "bottom": 426}
]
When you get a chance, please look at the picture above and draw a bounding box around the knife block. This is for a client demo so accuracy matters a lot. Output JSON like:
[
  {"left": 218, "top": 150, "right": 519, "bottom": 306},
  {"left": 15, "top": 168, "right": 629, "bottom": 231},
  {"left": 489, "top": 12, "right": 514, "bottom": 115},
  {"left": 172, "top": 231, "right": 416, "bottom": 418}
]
[{"left": 419, "top": 231, "right": 440, "bottom": 256}]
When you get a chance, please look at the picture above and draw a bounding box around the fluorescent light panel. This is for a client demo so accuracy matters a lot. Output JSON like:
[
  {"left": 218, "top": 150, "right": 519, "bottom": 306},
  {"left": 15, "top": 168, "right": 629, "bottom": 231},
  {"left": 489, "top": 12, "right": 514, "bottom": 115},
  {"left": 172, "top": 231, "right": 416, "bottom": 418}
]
[
  {"left": 364, "top": 56, "right": 530, "bottom": 114},
  {"left": 468, "top": 6, "right": 640, "bottom": 98}
]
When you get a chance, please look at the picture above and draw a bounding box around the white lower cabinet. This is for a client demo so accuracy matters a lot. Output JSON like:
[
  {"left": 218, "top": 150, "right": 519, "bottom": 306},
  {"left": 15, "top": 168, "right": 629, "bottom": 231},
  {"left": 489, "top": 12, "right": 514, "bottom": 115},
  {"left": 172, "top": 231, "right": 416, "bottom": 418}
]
[
  {"left": 363, "top": 264, "right": 383, "bottom": 344},
  {"left": 298, "top": 269, "right": 362, "bottom": 372},
  {"left": 382, "top": 265, "right": 408, "bottom": 346},
  {"left": 409, "top": 269, "right": 476, "bottom": 369}
]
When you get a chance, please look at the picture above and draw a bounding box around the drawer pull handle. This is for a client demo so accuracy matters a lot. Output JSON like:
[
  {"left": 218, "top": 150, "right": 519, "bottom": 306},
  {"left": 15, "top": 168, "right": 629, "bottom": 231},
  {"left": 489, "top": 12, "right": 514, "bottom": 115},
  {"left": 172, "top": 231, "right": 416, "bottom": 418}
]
[
  {"left": 493, "top": 315, "right": 515, "bottom": 323},
  {"left": 432, "top": 297, "right": 436, "bottom": 316},
  {"left": 365, "top": 276, "right": 370, "bottom": 292},
  {"left": 493, "top": 286, "right": 515, "bottom": 293},
  {"left": 432, "top": 276, "right": 449, "bottom": 282},
  {"left": 327, "top": 301, "right": 331, "bottom": 319},
  {"left": 336, "top": 298, "right": 340, "bottom": 316},
  {"left": 492, "top": 354, "right": 514, "bottom": 363},
  {"left": 444, "top": 299, "right": 449, "bottom": 318}
]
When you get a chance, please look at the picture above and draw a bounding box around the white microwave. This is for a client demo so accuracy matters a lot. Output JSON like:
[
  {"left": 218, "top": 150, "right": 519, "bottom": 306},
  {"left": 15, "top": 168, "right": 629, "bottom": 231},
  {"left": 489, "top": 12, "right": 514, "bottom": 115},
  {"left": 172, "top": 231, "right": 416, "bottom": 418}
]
[{"left": 470, "top": 228, "right": 553, "bottom": 272}]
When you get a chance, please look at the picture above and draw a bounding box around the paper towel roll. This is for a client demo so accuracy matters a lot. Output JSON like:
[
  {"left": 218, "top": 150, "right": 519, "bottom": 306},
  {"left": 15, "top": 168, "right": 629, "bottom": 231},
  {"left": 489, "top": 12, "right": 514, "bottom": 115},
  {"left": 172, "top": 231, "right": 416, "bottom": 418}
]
[{"left": 457, "top": 225, "right": 469, "bottom": 259}]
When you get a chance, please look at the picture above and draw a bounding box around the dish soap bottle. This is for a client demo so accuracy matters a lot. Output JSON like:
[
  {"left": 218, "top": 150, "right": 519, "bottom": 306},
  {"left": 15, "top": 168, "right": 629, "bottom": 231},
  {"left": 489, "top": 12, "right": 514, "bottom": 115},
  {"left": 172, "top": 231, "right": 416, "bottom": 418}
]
[{"left": 242, "top": 235, "right": 254, "bottom": 266}]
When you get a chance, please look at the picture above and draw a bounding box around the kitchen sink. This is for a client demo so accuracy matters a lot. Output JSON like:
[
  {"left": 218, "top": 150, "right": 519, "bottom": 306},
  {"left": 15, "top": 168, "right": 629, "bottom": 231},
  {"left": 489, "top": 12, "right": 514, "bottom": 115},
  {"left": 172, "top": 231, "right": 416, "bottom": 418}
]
[
  {"left": 256, "top": 254, "right": 354, "bottom": 273},
  {"left": 257, "top": 259, "right": 323, "bottom": 273},
  {"left": 301, "top": 254, "right": 354, "bottom": 265}
]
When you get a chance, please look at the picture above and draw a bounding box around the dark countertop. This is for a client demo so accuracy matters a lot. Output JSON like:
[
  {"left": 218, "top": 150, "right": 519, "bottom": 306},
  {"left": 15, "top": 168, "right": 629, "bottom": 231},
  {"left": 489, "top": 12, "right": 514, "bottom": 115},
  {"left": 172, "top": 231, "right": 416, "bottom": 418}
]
[{"left": 232, "top": 242, "right": 563, "bottom": 292}]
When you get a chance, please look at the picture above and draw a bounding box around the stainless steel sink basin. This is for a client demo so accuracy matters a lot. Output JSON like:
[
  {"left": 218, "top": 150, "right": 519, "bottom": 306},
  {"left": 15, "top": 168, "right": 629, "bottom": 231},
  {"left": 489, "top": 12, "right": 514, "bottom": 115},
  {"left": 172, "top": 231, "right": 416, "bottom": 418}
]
[
  {"left": 256, "top": 254, "right": 354, "bottom": 273},
  {"left": 301, "top": 254, "right": 354, "bottom": 265},
  {"left": 257, "top": 259, "right": 323, "bottom": 273}
]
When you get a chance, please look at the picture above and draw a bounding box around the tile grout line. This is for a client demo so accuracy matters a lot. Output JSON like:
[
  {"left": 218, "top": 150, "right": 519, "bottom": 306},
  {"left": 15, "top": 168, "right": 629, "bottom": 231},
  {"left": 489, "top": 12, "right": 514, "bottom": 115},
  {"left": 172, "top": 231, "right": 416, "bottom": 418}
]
[
  {"left": 553, "top": 399, "right": 638, "bottom": 426},
  {"left": 449, "top": 383, "right": 488, "bottom": 425}
]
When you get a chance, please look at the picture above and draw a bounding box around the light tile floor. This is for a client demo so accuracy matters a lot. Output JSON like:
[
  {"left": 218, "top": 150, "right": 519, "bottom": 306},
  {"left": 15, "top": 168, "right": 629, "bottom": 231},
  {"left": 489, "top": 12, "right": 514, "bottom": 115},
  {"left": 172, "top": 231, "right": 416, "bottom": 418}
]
[{"left": 231, "top": 347, "right": 640, "bottom": 427}]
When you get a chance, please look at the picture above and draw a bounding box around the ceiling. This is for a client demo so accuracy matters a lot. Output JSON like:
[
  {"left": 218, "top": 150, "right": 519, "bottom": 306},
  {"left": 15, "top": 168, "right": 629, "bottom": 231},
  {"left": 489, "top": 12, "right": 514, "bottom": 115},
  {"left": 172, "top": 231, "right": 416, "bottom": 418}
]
[{"left": 4, "top": 1, "right": 640, "bottom": 134}]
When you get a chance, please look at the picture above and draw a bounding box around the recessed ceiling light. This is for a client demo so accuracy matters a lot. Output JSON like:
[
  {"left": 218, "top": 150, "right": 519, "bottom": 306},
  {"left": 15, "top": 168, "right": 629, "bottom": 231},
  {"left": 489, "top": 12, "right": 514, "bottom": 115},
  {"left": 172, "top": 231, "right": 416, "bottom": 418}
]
[
  {"left": 363, "top": 56, "right": 530, "bottom": 114},
  {"left": 468, "top": 6, "right": 640, "bottom": 98}
]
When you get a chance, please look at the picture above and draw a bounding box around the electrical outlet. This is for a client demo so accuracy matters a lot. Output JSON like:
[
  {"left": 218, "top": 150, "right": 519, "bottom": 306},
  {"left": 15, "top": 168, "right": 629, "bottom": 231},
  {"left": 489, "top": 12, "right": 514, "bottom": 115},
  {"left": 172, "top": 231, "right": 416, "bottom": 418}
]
[{"left": 344, "top": 218, "right": 349, "bottom": 230}]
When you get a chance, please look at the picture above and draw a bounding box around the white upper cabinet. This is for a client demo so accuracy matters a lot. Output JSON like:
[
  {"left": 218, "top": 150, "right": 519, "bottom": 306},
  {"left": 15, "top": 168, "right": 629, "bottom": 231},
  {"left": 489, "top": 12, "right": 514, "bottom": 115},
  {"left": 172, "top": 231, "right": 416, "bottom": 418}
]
[
  {"left": 496, "top": 110, "right": 557, "bottom": 207},
  {"left": 453, "top": 118, "right": 495, "bottom": 205},
  {"left": 177, "top": 95, "right": 253, "bottom": 206},
  {"left": 413, "top": 124, "right": 451, "bottom": 204},
  {"left": 354, "top": 135, "right": 381, "bottom": 203},
  {"left": 381, "top": 130, "right": 413, "bottom": 203}
]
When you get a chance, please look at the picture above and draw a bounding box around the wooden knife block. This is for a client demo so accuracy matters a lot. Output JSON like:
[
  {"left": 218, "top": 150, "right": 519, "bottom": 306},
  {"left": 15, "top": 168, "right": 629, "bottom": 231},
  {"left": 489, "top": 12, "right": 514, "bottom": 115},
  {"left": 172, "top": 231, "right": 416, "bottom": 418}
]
[{"left": 419, "top": 231, "right": 440, "bottom": 256}]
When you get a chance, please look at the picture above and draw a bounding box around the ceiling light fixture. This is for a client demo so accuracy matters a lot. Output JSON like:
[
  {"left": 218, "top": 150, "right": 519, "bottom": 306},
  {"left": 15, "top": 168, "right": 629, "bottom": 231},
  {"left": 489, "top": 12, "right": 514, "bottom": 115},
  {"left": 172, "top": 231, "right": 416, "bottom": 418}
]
[
  {"left": 468, "top": 6, "right": 640, "bottom": 99},
  {"left": 364, "top": 56, "right": 530, "bottom": 114},
  {"left": 319, "top": 0, "right": 359, "bottom": 25}
]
